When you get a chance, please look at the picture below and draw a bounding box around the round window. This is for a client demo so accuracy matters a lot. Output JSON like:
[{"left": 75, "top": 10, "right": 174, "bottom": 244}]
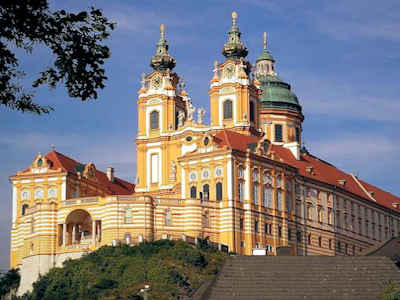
[
  {"left": 189, "top": 172, "right": 197, "bottom": 181},
  {"left": 202, "top": 169, "right": 210, "bottom": 179},
  {"left": 215, "top": 167, "right": 223, "bottom": 177},
  {"left": 37, "top": 158, "right": 43, "bottom": 167},
  {"left": 186, "top": 136, "right": 192, "bottom": 142},
  {"left": 203, "top": 137, "right": 210, "bottom": 146},
  {"left": 48, "top": 188, "right": 57, "bottom": 198}
]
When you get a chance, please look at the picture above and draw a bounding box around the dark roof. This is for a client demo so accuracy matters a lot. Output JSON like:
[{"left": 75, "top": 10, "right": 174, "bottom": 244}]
[
  {"left": 360, "top": 237, "right": 400, "bottom": 258},
  {"left": 200, "top": 256, "right": 400, "bottom": 300},
  {"left": 45, "top": 151, "right": 135, "bottom": 195}
]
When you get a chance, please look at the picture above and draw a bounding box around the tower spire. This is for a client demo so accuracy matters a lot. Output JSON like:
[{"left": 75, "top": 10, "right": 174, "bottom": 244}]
[
  {"left": 150, "top": 24, "right": 176, "bottom": 71},
  {"left": 263, "top": 32, "right": 267, "bottom": 50},
  {"left": 222, "top": 11, "right": 248, "bottom": 60}
]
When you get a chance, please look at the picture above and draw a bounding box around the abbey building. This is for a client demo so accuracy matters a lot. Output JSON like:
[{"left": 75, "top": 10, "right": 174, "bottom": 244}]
[{"left": 9, "top": 12, "right": 400, "bottom": 293}]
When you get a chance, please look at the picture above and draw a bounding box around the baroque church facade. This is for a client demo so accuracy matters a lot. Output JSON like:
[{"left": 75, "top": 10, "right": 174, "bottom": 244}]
[{"left": 10, "top": 12, "right": 400, "bottom": 293}]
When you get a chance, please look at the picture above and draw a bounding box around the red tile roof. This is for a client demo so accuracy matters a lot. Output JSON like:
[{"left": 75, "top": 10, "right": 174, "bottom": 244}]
[
  {"left": 214, "top": 129, "right": 400, "bottom": 212},
  {"left": 214, "top": 130, "right": 261, "bottom": 152},
  {"left": 45, "top": 151, "right": 135, "bottom": 195}
]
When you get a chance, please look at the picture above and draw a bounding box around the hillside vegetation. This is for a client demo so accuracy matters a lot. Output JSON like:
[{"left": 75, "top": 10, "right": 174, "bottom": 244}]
[{"left": 17, "top": 240, "right": 226, "bottom": 300}]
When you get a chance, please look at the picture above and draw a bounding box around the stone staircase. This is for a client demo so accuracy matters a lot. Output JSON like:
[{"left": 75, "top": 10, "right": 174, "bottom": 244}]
[{"left": 200, "top": 256, "right": 400, "bottom": 300}]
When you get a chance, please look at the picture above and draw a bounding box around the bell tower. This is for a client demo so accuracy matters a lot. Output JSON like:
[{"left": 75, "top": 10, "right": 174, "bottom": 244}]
[
  {"left": 255, "top": 32, "right": 304, "bottom": 159},
  {"left": 135, "top": 24, "right": 186, "bottom": 192},
  {"left": 209, "top": 12, "right": 260, "bottom": 133}
]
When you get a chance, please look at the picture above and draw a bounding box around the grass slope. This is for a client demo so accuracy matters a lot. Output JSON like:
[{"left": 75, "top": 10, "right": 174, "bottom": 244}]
[{"left": 18, "top": 240, "right": 227, "bottom": 300}]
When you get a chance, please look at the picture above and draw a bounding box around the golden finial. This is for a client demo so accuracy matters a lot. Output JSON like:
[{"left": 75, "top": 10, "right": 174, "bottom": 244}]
[
  {"left": 160, "top": 24, "right": 165, "bottom": 39},
  {"left": 263, "top": 32, "right": 267, "bottom": 50},
  {"left": 232, "top": 11, "right": 238, "bottom": 26}
]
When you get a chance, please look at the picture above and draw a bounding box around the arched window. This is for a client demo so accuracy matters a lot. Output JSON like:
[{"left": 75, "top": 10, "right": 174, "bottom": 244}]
[
  {"left": 249, "top": 101, "right": 255, "bottom": 123},
  {"left": 203, "top": 184, "right": 210, "bottom": 200},
  {"left": 165, "top": 209, "right": 172, "bottom": 226},
  {"left": 190, "top": 186, "right": 197, "bottom": 199},
  {"left": 318, "top": 236, "right": 322, "bottom": 247},
  {"left": 150, "top": 110, "right": 159, "bottom": 130},
  {"left": 223, "top": 100, "right": 233, "bottom": 120},
  {"left": 308, "top": 233, "right": 312, "bottom": 245},
  {"left": 21, "top": 204, "right": 29, "bottom": 216},
  {"left": 124, "top": 208, "right": 132, "bottom": 224},
  {"left": 216, "top": 182, "right": 223, "bottom": 201}
]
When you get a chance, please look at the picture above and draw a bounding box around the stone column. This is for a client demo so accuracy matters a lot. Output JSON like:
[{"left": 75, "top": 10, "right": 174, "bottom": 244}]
[
  {"left": 92, "top": 220, "right": 96, "bottom": 244},
  {"left": 72, "top": 224, "right": 76, "bottom": 244},
  {"left": 62, "top": 223, "right": 66, "bottom": 246}
]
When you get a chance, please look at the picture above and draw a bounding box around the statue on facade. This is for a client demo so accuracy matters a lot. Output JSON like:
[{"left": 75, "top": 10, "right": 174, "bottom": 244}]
[
  {"left": 169, "top": 160, "right": 177, "bottom": 181},
  {"left": 178, "top": 110, "right": 185, "bottom": 127},
  {"left": 197, "top": 107, "right": 205, "bottom": 124},
  {"left": 187, "top": 100, "right": 195, "bottom": 121}
]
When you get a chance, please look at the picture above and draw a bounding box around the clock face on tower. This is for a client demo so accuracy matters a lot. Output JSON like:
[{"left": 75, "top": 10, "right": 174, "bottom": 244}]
[
  {"left": 151, "top": 75, "right": 161, "bottom": 89},
  {"left": 223, "top": 64, "right": 235, "bottom": 79}
]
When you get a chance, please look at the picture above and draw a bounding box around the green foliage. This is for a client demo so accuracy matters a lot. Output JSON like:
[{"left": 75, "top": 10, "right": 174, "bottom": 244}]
[
  {"left": 0, "top": 268, "right": 20, "bottom": 299},
  {"left": 18, "top": 240, "right": 227, "bottom": 300},
  {"left": 0, "top": 0, "right": 114, "bottom": 114},
  {"left": 382, "top": 280, "right": 400, "bottom": 300}
]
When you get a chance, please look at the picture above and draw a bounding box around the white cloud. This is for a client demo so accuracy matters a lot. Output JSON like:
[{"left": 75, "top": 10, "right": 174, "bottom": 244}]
[{"left": 308, "top": 134, "right": 400, "bottom": 180}]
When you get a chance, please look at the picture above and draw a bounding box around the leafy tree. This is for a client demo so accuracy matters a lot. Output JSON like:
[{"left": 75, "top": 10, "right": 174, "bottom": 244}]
[
  {"left": 0, "top": 0, "right": 114, "bottom": 114},
  {"left": 17, "top": 240, "right": 227, "bottom": 300},
  {"left": 0, "top": 268, "right": 20, "bottom": 299}
]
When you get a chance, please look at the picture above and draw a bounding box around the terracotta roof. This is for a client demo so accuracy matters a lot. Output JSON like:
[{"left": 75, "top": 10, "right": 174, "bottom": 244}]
[
  {"left": 45, "top": 151, "right": 135, "bottom": 195},
  {"left": 213, "top": 129, "right": 400, "bottom": 213},
  {"left": 270, "top": 145, "right": 400, "bottom": 212},
  {"left": 214, "top": 130, "right": 261, "bottom": 152}
]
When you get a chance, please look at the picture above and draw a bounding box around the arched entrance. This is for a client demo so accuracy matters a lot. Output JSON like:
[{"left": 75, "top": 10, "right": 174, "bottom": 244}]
[{"left": 59, "top": 209, "right": 101, "bottom": 247}]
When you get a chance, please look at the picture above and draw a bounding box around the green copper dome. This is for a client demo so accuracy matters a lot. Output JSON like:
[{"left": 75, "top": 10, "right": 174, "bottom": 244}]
[
  {"left": 256, "top": 49, "right": 275, "bottom": 62},
  {"left": 258, "top": 74, "right": 302, "bottom": 113}
]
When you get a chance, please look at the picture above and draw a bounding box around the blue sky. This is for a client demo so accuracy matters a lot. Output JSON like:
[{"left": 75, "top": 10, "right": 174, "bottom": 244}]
[{"left": 0, "top": 0, "right": 399, "bottom": 270}]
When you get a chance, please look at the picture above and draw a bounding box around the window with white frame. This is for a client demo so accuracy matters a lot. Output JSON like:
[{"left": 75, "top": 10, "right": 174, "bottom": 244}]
[
  {"left": 34, "top": 188, "right": 44, "bottom": 199},
  {"left": 263, "top": 186, "right": 273, "bottom": 208},
  {"left": 252, "top": 183, "right": 259, "bottom": 205},
  {"left": 238, "top": 181, "right": 244, "bottom": 202},
  {"left": 124, "top": 208, "right": 132, "bottom": 223}
]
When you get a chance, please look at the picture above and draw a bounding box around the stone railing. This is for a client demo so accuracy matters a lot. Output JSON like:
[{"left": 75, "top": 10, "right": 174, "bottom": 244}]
[{"left": 62, "top": 197, "right": 99, "bottom": 206}]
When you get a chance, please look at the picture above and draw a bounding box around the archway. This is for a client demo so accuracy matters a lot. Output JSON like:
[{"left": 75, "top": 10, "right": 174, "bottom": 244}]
[{"left": 64, "top": 209, "right": 94, "bottom": 246}]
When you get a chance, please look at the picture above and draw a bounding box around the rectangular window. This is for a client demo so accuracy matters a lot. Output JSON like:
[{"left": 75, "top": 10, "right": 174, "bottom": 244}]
[
  {"left": 265, "top": 223, "right": 272, "bottom": 235},
  {"left": 288, "top": 229, "right": 292, "bottom": 241},
  {"left": 296, "top": 231, "right": 302, "bottom": 243},
  {"left": 254, "top": 220, "right": 259, "bottom": 233},
  {"left": 263, "top": 187, "right": 273, "bottom": 208},
  {"left": 240, "top": 217, "right": 244, "bottom": 231},
  {"left": 277, "top": 190, "right": 282, "bottom": 211},
  {"left": 328, "top": 208, "right": 333, "bottom": 225},
  {"left": 285, "top": 191, "right": 291, "bottom": 212},
  {"left": 275, "top": 124, "right": 283, "bottom": 142},
  {"left": 278, "top": 225, "right": 282, "bottom": 238},
  {"left": 238, "top": 181, "right": 244, "bottom": 202},
  {"left": 252, "top": 184, "right": 259, "bottom": 205},
  {"left": 295, "top": 127, "right": 300, "bottom": 142},
  {"left": 151, "top": 153, "right": 159, "bottom": 183}
]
